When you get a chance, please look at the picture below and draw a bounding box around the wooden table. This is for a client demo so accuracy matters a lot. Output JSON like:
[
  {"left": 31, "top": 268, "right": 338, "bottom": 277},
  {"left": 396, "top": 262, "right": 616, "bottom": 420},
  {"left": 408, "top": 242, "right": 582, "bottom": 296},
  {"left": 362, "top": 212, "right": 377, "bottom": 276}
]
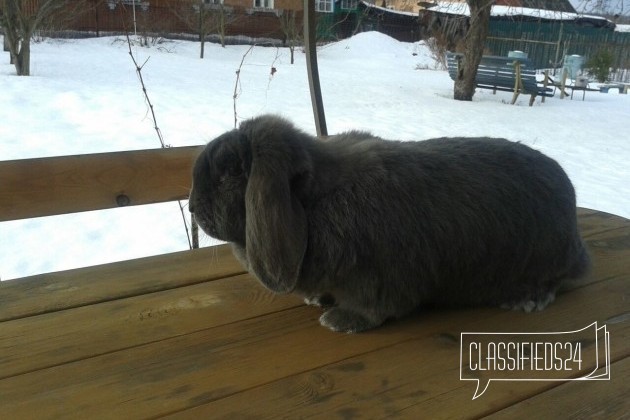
[{"left": 1, "top": 208, "right": 628, "bottom": 419}]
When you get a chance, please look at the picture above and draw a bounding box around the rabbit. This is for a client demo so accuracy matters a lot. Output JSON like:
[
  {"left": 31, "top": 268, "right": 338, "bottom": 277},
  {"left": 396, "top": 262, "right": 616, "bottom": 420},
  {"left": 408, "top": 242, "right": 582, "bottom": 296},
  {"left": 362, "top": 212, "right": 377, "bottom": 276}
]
[{"left": 189, "top": 114, "right": 590, "bottom": 333}]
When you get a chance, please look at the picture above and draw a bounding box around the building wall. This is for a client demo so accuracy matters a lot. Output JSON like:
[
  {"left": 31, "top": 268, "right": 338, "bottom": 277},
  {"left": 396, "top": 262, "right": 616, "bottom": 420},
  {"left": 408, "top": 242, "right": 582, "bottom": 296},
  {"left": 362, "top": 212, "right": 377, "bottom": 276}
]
[{"left": 61, "top": 0, "right": 305, "bottom": 39}]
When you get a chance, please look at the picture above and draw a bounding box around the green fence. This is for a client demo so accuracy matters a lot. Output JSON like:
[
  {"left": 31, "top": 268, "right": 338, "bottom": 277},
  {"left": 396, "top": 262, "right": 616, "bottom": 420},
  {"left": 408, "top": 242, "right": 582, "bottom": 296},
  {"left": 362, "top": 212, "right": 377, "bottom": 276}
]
[{"left": 486, "top": 21, "right": 630, "bottom": 79}]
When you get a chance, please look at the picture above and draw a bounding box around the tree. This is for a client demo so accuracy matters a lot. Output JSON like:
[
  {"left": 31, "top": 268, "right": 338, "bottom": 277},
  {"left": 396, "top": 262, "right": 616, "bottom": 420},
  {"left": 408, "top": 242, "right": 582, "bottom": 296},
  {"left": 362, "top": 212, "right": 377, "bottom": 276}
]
[
  {"left": 171, "top": 0, "right": 235, "bottom": 58},
  {"left": 587, "top": 49, "right": 614, "bottom": 82},
  {"left": 0, "top": 0, "right": 88, "bottom": 76},
  {"left": 453, "top": 0, "right": 494, "bottom": 101},
  {"left": 278, "top": 9, "right": 301, "bottom": 65}
]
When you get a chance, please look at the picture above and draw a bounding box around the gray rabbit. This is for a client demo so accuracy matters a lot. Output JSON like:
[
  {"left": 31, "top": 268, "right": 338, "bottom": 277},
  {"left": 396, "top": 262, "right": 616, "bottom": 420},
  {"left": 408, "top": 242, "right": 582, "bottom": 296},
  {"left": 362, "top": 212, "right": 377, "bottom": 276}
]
[{"left": 189, "top": 114, "right": 590, "bottom": 333}]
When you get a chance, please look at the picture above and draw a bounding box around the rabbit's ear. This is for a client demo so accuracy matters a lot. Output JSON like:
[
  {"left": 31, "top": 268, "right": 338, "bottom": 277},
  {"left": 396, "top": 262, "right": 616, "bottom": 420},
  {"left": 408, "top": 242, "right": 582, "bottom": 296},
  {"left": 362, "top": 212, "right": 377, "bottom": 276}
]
[{"left": 245, "top": 152, "right": 308, "bottom": 293}]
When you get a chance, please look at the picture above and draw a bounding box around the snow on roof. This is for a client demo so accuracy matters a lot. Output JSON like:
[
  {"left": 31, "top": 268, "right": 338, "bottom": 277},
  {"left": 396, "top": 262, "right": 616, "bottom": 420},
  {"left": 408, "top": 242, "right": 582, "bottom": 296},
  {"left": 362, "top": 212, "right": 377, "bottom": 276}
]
[
  {"left": 428, "top": 2, "right": 610, "bottom": 23},
  {"left": 360, "top": 0, "right": 417, "bottom": 17}
]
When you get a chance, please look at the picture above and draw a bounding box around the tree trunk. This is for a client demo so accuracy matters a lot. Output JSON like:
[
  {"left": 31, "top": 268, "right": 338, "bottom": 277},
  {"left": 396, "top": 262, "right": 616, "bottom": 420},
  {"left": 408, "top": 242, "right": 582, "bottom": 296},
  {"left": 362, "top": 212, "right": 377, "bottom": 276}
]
[
  {"left": 16, "top": 37, "right": 31, "bottom": 76},
  {"left": 453, "top": 0, "right": 494, "bottom": 101}
]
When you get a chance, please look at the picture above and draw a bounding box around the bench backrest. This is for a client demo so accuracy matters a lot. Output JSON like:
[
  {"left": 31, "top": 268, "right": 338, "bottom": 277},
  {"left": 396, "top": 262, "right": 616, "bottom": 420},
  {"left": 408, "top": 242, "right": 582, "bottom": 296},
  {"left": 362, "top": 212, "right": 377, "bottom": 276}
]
[
  {"left": 0, "top": 147, "right": 202, "bottom": 222},
  {"left": 446, "top": 52, "right": 539, "bottom": 92}
]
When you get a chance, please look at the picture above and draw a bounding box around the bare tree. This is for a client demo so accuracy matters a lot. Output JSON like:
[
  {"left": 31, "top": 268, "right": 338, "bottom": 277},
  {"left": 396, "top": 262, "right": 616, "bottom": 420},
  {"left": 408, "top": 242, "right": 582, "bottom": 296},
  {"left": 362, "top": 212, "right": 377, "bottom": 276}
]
[
  {"left": 453, "top": 0, "right": 494, "bottom": 101},
  {"left": 278, "top": 9, "right": 301, "bottom": 64},
  {"left": 0, "top": 0, "right": 88, "bottom": 76},
  {"left": 171, "top": 0, "right": 235, "bottom": 58}
]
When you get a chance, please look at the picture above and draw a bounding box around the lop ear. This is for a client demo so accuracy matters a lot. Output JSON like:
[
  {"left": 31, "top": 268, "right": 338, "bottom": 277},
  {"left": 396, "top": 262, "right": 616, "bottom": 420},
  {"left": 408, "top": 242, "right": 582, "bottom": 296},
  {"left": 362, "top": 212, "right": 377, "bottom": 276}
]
[{"left": 245, "top": 159, "right": 307, "bottom": 293}]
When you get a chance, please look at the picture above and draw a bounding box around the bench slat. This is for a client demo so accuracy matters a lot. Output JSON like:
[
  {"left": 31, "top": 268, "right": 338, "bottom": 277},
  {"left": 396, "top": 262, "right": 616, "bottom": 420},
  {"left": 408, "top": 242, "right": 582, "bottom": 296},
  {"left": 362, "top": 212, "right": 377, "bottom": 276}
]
[
  {"left": 0, "top": 273, "right": 299, "bottom": 379},
  {"left": 1, "top": 272, "right": 625, "bottom": 418},
  {"left": 0, "top": 146, "right": 203, "bottom": 222},
  {"left": 167, "top": 277, "right": 628, "bottom": 418},
  {"left": 0, "top": 244, "right": 244, "bottom": 321}
]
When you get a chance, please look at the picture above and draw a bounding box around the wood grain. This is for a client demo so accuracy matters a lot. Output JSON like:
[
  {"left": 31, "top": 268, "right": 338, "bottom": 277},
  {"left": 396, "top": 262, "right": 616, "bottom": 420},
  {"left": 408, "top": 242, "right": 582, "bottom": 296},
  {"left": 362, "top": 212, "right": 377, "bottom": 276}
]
[
  {"left": 485, "top": 357, "right": 629, "bottom": 419},
  {"left": 0, "top": 275, "right": 626, "bottom": 418},
  {"left": 160, "top": 275, "right": 630, "bottom": 419},
  {"left": 0, "top": 146, "right": 202, "bottom": 221},
  {"left": 0, "top": 244, "right": 244, "bottom": 321},
  {"left": 0, "top": 274, "right": 301, "bottom": 379},
  {"left": 0, "top": 210, "right": 627, "bottom": 418}
]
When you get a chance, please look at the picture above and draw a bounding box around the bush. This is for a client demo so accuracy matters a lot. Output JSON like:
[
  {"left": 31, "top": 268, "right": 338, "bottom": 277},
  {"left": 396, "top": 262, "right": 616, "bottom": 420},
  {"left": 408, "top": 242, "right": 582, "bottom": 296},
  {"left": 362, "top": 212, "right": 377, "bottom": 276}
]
[{"left": 586, "top": 49, "right": 614, "bottom": 83}]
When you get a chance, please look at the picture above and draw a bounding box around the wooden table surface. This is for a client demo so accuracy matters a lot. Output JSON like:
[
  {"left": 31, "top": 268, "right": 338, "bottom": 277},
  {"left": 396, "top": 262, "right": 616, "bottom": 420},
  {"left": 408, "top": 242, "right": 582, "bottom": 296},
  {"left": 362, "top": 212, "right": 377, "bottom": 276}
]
[{"left": 1, "top": 208, "right": 628, "bottom": 419}]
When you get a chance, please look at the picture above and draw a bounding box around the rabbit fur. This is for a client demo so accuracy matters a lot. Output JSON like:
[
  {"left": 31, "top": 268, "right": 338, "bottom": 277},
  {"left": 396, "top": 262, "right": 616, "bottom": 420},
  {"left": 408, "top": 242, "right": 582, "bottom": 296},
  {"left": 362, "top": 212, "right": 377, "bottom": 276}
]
[{"left": 189, "top": 114, "right": 590, "bottom": 333}]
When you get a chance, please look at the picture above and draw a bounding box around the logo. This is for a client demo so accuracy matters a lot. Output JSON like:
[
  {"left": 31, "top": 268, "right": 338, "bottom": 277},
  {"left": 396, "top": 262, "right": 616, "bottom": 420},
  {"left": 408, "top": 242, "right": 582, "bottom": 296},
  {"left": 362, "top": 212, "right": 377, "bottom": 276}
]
[{"left": 460, "top": 322, "right": 610, "bottom": 399}]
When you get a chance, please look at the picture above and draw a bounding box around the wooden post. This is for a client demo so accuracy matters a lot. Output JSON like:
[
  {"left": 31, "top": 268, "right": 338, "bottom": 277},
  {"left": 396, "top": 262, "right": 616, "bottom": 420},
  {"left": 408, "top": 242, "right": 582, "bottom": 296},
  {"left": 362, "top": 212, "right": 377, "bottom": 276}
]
[
  {"left": 553, "top": 21, "right": 563, "bottom": 75},
  {"left": 511, "top": 61, "right": 521, "bottom": 104},
  {"left": 303, "top": 0, "right": 327, "bottom": 137},
  {"left": 542, "top": 70, "right": 549, "bottom": 103},
  {"left": 560, "top": 68, "right": 568, "bottom": 99}
]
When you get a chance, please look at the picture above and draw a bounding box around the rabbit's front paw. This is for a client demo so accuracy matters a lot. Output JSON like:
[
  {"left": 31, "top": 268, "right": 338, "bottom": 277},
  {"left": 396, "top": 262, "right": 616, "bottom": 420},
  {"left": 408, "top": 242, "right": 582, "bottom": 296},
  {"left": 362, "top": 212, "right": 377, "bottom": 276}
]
[
  {"left": 319, "top": 308, "right": 382, "bottom": 333},
  {"left": 500, "top": 291, "right": 557, "bottom": 313}
]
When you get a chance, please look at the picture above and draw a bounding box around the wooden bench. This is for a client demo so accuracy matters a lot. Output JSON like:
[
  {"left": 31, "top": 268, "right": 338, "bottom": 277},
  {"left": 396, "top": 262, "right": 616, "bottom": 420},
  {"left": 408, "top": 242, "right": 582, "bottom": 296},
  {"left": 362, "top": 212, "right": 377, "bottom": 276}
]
[
  {"left": 1, "top": 148, "right": 629, "bottom": 418},
  {"left": 599, "top": 84, "right": 629, "bottom": 94},
  {"left": 447, "top": 52, "right": 554, "bottom": 106}
]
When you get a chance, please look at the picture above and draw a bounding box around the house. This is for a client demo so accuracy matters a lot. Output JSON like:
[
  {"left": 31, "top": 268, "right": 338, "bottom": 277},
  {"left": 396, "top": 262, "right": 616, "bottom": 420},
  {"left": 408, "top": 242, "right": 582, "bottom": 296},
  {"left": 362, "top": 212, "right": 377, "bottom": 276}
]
[
  {"left": 65, "top": 0, "right": 305, "bottom": 41},
  {"left": 51, "top": 1, "right": 368, "bottom": 43},
  {"left": 419, "top": 1, "right": 628, "bottom": 71}
]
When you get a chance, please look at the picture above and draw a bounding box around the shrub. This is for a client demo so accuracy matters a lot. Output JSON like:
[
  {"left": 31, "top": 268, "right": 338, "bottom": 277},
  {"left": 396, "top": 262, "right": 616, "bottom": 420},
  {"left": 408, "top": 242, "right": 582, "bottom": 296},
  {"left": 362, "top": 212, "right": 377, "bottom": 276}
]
[{"left": 586, "top": 49, "right": 614, "bottom": 83}]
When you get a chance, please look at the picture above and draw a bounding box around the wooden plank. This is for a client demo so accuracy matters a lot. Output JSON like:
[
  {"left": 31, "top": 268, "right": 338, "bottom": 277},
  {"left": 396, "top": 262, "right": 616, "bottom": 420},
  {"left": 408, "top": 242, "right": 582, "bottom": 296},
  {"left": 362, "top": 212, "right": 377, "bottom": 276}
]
[
  {"left": 577, "top": 209, "right": 630, "bottom": 287},
  {"left": 2, "top": 209, "right": 623, "bottom": 380},
  {"left": 485, "top": 357, "right": 629, "bottom": 419},
  {"left": 0, "top": 273, "right": 301, "bottom": 379},
  {"left": 161, "top": 275, "right": 629, "bottom": 418},
  {"left": 0, "top": 305, "right": 424, "bottom": 419},
  {"left": 0, "top": 146, "right": 203, "bottom": 221},
  {"left": 0, "top": 250, "right": 625, "bottom": 418},
  {"left": 0, "top": 209, "right": 626, "bottom": 418},
  {"left": 0, "top": 244, "right": 245, "bottom": 321}
]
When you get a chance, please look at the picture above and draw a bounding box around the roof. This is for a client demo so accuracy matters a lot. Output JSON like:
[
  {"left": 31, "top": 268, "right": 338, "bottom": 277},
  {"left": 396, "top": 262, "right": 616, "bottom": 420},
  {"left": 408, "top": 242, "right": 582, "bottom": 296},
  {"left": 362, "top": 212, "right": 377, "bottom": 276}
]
[{"left": 426, "top": 2, "right": 615, "bottom": 29}]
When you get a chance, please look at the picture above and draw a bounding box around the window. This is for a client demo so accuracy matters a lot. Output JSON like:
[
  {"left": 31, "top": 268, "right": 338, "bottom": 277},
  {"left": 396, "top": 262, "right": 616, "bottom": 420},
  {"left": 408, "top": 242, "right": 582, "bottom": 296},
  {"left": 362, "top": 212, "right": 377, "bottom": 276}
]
[
  {"left": 107, "top": 0, "right": 149, "bottom": 11},
  {"left": 316, "top": 0, "right": 333, "bottom": 13},
  {"left": 341, "top": 0, "right": 358, "bottom": 9},
  {"left": 204, "top": 0, "right": 223, "bottom": 4},
  {"left": 253, "top": 0, "right": 274, "bottom": 9}
]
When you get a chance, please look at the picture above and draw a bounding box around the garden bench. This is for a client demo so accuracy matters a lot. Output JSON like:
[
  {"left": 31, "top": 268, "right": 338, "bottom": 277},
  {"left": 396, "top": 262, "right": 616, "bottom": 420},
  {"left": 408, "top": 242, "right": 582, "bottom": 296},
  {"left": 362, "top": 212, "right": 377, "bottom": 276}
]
[
  {"left": 599, "top": 84, "right": 629, "bottom": 94},
  {"left": 0, "top": 147, "right": 628, "bottom": 418},
  {"left": 446, "top": 52, "right": 554, "bottom": 106}
]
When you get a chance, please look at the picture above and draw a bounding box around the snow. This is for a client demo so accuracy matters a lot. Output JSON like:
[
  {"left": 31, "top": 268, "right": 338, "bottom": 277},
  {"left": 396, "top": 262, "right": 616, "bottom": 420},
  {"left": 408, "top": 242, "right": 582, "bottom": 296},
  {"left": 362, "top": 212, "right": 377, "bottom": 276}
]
[
  {"left": 360, "top": 0, "right": 418, "bottom": 17},
  {"left": 1, "top": 31, "right": 629, "bottom": 280},
  {"left": 429, "top": 2, "right": 611, "bottom": 22}
]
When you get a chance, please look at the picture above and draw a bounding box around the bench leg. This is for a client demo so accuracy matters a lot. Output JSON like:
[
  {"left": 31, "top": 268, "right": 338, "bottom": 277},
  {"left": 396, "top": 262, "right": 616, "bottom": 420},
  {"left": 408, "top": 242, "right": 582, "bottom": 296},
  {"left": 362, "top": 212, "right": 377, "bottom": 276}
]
[{"left": 529, "top": 94, "right": 536, "bottom": 106}]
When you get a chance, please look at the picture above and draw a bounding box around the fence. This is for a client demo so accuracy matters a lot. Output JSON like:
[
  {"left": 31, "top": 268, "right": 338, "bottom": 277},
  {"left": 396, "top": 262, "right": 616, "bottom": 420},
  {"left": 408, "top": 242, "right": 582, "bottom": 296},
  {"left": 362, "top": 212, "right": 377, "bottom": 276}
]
[{"left": 486, "top": 21, "right": 630, "bottom": 81}]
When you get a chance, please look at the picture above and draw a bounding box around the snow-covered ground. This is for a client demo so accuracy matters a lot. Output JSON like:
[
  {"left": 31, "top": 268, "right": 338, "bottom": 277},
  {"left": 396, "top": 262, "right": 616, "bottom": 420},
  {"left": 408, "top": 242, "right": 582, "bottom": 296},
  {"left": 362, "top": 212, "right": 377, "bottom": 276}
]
[{"left": 1, "top": 32, "right": 628, "bottom": 280}]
